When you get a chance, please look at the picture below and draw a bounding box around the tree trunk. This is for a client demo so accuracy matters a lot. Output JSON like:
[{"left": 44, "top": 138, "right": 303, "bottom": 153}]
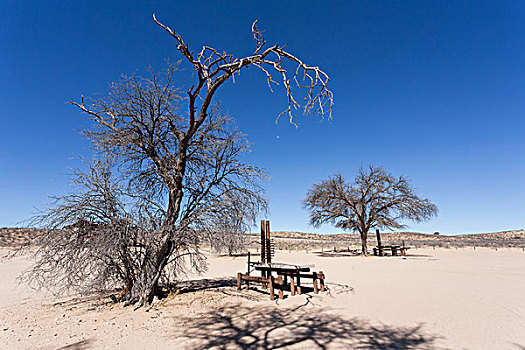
[
  {"left": 124, "top": 153, "right": 188, "bottom": 306},
  {"left": 360, "top": 230, "right": 368, "bottom": 256},
  {"left": 124, "top": 242, "right": 171, "bottom": 306},
  {"left": 125, "top": 272, "right": 154, "bottom": 306},
  {"left": 361, "top": 240, "right": 368, "bottom": 256}
]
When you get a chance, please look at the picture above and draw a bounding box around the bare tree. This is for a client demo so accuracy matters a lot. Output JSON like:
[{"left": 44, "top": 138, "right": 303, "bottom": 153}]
[
  {"left": 303, "top": 166, "right": 438, "bottom": 255},
  {"left": 22, "top": 65, "right": 267, "bottom": 306},
  {"left": 26, "top": 15, "right": 333, "bottom": 306}
]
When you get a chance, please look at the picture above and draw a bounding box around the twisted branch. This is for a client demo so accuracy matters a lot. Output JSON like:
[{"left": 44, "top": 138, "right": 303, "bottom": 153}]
[{"left": 153, "top": 14, "right": 334, "bottom": 125}]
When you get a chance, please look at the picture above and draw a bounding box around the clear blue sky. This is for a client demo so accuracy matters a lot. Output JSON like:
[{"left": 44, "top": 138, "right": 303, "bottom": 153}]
[{"left": 1, "top": 1, "right": 524, "bottom": 235}]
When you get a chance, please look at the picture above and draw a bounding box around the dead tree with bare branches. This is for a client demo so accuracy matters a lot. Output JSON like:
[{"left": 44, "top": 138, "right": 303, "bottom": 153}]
[
  {"left": 303, "top": 166, "right": 438, "bottom": 255},
  {"left": 22, "top": 65, "right": 267, "bottom": 306},
  {"left": 25, "top": 15, "right": 333, "bottom": 306}
]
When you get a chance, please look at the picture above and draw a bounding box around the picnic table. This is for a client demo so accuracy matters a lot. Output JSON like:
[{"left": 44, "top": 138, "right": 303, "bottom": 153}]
[
  {"left": 236, "top": 223, "right": 327, "bottom": 300},
  {"left": 373, "top": 245, "right": 410, "bottom": 256},
  {"left": 255, "top": 263, "right": 324, "bottom": 295},
  {"left": 237, "top": 262, "right": 325, "bottom": 299}
]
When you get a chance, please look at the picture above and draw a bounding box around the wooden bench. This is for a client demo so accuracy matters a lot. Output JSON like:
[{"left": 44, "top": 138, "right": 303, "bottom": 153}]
[
  {"left": 280, "top": 271, "right": 326, "bottom": 296},
  {"left": 237, "top": 273, "right": 285, "bottom": 300},
  {"left": 373, "top": 245, "right": 410, "bottom": 256}
]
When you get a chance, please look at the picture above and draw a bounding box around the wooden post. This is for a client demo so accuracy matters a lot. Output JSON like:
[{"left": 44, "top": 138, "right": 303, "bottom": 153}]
[
  {"left": 247, "top": 252, "right": 251, "bottom": 275},
  {"left": 261, "top": 270, "right": 266, "bottom": 289},
  {"left": 313, "top": 272, "right": 319, "bottom": 294},
  {"left": 245, "top": 254, "right": 251, "bottom": 289},
  {"left": 319, "top": 271, "right": 325, "bottom": 292},
  {"left": 278, "top": 275, "right": 284, "bottom": 299},
  {"left": 290, "top": 276, "right": 295, "bottom": 296},
  {"left": 237, "top": 273, "right": 242, "bottom": 290},
  {"left": 296, "top": 275, "right": 302, "bottom": 295},
  {"left": 265, "top": 220, "right": 271, "bottom": 264},
  {"left": 260, "top": 220, "right": 266, "bottom": 264},
  {"left": 376, "top": 229, "right": 382, "bottom": 248},
  {"left": 269, "top": 276, "right": 275, "bottom": 300},
  {"left": 260, "top": 219, "right": 267, "bottom": 288}
]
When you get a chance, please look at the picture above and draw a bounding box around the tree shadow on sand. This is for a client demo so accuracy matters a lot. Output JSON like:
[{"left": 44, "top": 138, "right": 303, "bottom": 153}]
[
  {"left": 314, "top": 251, "right": 360, "bottom": 258},
  {"left": 170, "top": 277, "right": 354, "bottom": 300},
  {"left": 171, "top": 302, "right": 446, "bottom": 349},
  {"left": 56, "top": 339, "right": 93, "bottom": 350},
  {"left": 170, "top": 277, "right": 238, "bottom": 294}
]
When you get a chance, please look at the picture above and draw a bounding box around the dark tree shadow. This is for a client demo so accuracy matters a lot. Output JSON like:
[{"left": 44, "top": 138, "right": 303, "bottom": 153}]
[
  {"left": 46, "top": 293, "right": 110, "bottom": 309},
  {"left": 401, "top": 254, "right": 434, "bottom": 258},
  {"left": 216, "top": 252, "right": 251, "bottom": 257},
  {"left": 312, "top": 248, "right": 362, "bottom": 257},
  {"left": 163, "top": 277, "right": 282, "bottom": 300},
  {"left": 171, "top": 302, "right": 446, "bottom": 349},
  {"left": 314, "top": 251, "right": 360, "bottom": 258},
  {"left": 169, "top": 277, "right": 238, "bottom": 294},
  {"left": 57, "top": 339, "right": 93, "bottom": 350},
  {"left": 166, "top": 277, "right": 357, "bottom": 301}
]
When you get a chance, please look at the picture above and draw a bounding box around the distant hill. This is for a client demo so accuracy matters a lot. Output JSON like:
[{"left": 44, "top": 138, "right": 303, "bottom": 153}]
[
  {"left": 2, "top": 227, "right": 524, "bottom": 249},
  {"left": 248, "top": 229, "right": 525, "bottom": 249}
]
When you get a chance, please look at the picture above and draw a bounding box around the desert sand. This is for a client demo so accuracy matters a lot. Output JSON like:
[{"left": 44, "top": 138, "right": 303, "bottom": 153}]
[{"left": 1, "top": 246, "right": 524, "bottom": 349}]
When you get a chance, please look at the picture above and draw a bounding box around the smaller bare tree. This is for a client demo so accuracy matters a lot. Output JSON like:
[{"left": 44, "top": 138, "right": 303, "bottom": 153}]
[{"left": 303, "top": 166, "right": 438, "bottom": 255}]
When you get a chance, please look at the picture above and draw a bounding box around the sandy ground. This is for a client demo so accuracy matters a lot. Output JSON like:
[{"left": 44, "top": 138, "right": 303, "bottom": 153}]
[{"left": 1, "top": 247, "right": 524, "bottom": 349}]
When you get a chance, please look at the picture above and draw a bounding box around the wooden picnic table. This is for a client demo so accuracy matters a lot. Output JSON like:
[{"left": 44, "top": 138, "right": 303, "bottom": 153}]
[
  {"left": 373, "top": 245, "right": 410, "bottom": 256},
  {"left": 237, "top": 222, "right": 327, "bottom": 300},
  {"left": 237, "top": 262, "right": 326, "bottom": 300},
  {"left": 252, "top": 263, "right": 324, "bottom": 296}
]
